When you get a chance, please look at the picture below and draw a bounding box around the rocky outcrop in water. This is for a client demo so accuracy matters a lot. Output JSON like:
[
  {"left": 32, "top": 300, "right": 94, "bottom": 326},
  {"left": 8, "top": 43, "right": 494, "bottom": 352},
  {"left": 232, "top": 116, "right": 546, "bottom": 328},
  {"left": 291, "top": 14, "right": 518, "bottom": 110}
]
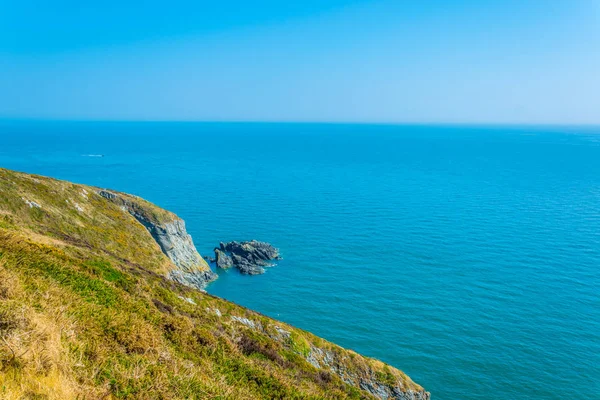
[
  {"left": 98, "top": 190, "right": 217, "bottom": 288},
  {"left": 214, "top": 248, "right": 233, "bottom": 269},
  {"left": 214, "top": 240, "right": 280, "bottom": 275}
]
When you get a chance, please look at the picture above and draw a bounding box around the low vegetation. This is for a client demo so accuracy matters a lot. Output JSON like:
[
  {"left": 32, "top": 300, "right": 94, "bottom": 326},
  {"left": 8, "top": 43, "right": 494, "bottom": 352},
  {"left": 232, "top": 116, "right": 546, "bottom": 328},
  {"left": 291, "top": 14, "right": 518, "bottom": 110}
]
[{"left": 0, "top": 168, "right": 426, "bottom": 399}]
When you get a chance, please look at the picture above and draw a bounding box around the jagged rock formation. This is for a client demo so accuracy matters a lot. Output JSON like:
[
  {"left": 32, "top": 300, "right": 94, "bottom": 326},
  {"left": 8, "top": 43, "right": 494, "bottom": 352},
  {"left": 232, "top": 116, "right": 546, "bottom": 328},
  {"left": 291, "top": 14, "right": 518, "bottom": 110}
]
[
  {"left": 98, "top": 190, "right": 217, "bottom": 288},
  {"left": 215, "top": 240, "right": 280, "bottom": 274},
  {"left": 214, "top": 248, "right": 233, "bottom": 269}
]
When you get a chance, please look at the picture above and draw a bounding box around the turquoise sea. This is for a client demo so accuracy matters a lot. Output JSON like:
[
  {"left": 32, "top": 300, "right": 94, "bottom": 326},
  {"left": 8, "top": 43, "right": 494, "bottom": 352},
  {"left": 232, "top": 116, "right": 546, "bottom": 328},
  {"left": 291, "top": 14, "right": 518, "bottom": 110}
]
[{"left": 1, "top": 121, "right": 599, "bottom": 399}]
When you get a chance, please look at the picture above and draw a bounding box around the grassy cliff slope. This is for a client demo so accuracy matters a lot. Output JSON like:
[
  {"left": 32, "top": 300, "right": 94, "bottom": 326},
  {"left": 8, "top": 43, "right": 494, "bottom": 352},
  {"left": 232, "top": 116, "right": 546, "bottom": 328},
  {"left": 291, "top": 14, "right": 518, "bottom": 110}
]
[{"left": 0, "top": 168, "right": 429, "bottom": 400}]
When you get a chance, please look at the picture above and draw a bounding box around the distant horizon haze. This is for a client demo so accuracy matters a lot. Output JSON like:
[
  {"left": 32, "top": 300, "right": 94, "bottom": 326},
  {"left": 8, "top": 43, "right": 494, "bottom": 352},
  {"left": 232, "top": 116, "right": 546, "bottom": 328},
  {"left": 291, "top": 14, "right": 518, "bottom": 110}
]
[{"left": 2, "top": 119, "right": 600, "bottom": 128}]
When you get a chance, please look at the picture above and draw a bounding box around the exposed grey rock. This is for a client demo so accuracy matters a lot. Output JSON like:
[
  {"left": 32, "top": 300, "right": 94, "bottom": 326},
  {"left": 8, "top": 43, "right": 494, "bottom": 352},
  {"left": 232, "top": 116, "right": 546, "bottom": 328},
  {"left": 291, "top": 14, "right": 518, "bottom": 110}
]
[
  {"left": 274, "top": 326, "right": 290, "bottom": 340},
  {"left": 98, "top": 190, "right": 118, "bottom": 200},
  {"left": 168, "top": 269, "right": 215, "bottom": 290},
  {"left": 225, "top": 310, "right": 428, "bottom": 400},
  {"left": 145, "top": 219, "right": 204, "bottom": 272},
  {"left": 205, "top": 307, "right": 222, "bottom": 317},
  {"left": 303, "top": 344, "right": 429, "bottom": 400},
  {"left": 98, "top": 189, "right": 217, "bottom": 289},
  {"left": 178, "top": 296, "right": 196, "bottom": 305},
  {"left": 22, "top": 197, "right": 41, "bottom": 209},
  {"left": 231, "top": 253, "right": 265, "bottom": 275},
  {"left": 390, "top": 387, "right": 431, "bottom": 400},
  {"left": 221, "top": 240, "right": 280, "bottom": 263},
  {"left": 306, "top": 346, "right": 324, "bottom": 369},
  {"left": 143, "top": 219, "right": 217, "bottom": 288},
  {"left": 66, "top": 199, "right": 84, "bottom": 213},
  {"left": 231, "top": 316, "right": 262, "bottom": 330},
  {"left": 216, "top": 240, "right": 280, "bottom": 275},
  {"left": 360, "top": 380, "right": 390, "bottom": 399},
  {"left": 214, "top": 248, "right": 233, "bottom": 269}
]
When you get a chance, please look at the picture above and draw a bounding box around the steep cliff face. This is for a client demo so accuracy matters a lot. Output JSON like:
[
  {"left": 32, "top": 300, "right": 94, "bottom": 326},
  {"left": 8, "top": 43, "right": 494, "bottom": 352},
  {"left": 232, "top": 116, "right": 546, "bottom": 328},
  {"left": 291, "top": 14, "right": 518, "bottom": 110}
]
[
  {"left": 0, "top": 168, "right": 429, "bottom": 400},
  {"left": 98, "top": 190, "right": 217, "bottom": 288}
]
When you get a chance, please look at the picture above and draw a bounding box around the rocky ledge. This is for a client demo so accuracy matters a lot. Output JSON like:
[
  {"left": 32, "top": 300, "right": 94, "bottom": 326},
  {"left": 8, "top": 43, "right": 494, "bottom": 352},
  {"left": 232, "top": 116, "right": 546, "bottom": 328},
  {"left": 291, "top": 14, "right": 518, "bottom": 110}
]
[{"left": 212, "top": 240, "right": 280, "bottom": 275}]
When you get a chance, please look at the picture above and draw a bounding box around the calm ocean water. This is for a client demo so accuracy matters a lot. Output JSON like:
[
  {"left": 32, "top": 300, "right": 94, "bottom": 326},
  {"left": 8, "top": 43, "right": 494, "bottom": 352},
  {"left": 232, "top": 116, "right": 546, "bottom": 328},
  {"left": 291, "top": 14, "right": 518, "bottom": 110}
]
[{"left": 1, "top": 121, "right": 599, "bottom": 399}]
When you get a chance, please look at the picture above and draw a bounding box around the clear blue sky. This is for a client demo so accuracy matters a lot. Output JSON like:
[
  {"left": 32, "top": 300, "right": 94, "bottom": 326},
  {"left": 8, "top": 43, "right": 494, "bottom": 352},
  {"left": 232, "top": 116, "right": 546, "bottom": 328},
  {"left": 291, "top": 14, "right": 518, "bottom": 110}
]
[{"left": 1, "top": 0, "right": 599, "bottom": 123}]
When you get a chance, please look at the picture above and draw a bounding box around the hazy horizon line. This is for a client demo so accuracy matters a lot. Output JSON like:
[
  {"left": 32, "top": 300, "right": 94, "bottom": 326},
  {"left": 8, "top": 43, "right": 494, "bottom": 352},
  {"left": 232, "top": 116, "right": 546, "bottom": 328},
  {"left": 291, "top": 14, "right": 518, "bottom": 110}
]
[{"left": 1, "top": 118, "right": 599, "bottom": 129}]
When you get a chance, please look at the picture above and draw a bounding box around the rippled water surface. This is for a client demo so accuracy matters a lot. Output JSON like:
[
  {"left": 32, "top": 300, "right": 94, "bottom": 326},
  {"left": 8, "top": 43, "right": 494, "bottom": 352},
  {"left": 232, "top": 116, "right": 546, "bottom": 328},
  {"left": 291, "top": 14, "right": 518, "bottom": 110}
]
[{"left": 1, "top": 121, "right": 599, "bottom": 399}]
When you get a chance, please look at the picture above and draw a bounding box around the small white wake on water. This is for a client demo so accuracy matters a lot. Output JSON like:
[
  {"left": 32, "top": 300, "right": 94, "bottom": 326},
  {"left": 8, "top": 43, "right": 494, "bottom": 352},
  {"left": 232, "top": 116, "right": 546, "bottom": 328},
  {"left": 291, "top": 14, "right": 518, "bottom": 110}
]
[{"left": 81, "top": 154, "right": 104, "bottom": 157}]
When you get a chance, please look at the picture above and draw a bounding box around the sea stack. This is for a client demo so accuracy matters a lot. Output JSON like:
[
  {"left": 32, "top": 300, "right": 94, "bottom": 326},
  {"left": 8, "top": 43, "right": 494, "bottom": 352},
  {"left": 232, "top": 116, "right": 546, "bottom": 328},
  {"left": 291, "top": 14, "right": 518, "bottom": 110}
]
[{"left": 214, "top": 240, "right": 280, "bottom": 275}]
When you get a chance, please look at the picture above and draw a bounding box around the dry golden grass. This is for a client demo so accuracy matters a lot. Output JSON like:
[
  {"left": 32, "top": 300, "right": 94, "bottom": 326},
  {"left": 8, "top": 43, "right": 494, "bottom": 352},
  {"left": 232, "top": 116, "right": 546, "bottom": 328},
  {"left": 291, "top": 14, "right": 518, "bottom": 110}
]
[{"left": 0, "top": 263, "right": 87, "bottom": 399}]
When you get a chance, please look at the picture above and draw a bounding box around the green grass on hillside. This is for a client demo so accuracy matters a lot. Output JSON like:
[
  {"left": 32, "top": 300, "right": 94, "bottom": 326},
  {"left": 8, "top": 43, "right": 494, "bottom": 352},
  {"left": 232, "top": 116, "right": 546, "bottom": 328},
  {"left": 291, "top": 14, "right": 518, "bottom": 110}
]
[{"left": 0, "top": 168, "right": 426, "bottom": 399}]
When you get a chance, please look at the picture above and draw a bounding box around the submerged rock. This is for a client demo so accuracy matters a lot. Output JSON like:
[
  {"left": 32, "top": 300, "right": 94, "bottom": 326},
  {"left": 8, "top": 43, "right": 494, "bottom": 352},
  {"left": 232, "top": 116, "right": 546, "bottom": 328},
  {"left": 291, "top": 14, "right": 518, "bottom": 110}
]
[{"left": 214, "top": 240, "right": 280, "bottom": 275}]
